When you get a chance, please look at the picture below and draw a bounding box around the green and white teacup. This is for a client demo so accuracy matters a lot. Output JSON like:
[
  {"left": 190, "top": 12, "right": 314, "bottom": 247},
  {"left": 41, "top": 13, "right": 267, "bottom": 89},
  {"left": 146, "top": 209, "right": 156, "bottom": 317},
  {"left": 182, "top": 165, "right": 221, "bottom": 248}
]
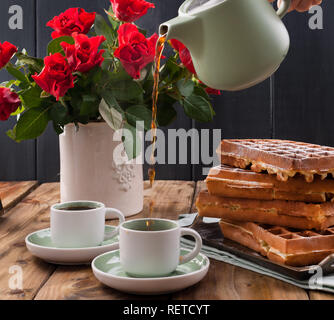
[
  {"left": 51, "top": 200, "right": 124, "bottom": 248},
  {"left": 114, "top": 218, "right": 202, "bottom": 277}
]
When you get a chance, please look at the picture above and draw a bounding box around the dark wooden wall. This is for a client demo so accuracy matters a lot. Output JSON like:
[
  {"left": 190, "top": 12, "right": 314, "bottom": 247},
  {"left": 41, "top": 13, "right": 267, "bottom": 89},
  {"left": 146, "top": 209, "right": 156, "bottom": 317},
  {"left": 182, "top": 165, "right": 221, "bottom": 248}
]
[{"left": 0, "top": 0, "right": 333, "bottom": 182}]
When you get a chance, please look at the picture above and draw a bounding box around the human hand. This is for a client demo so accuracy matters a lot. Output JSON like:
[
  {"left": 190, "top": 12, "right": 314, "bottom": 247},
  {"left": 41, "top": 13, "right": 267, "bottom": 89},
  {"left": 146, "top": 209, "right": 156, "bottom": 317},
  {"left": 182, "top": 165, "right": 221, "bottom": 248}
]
[{"left": 268, "top": 0, "right": 322, "bottom": 12}]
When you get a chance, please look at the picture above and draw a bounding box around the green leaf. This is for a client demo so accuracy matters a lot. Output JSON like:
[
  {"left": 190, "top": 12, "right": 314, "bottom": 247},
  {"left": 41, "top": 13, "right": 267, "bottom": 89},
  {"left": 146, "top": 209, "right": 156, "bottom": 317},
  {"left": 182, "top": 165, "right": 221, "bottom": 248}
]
[
  {"left": 6, "top": 125, "right": 17, "bottom": 140},
  {"left": 90, "top": 66, "right": 103, "bottom": 84},
  {"left": 156, "top": 94, "right": 178, "bottom": 127},
  {"left": 0, "top": 79, "right": 19, "bottom": 88},
  {"left": 166, "top": 89, "right": 182, "bottom": 101},
  {"left": 80, "top": 94, "right": 100, "bottom": 117},
  {"left": 160, "top": 57, "right": 180, "bottom": 81},
  {"left": 20, "top": 86, "right": 42, "bottom": 108},
  {"left": 100, "top": 91, "right": 124, "bottom": 115},
  {"left": 49, "top": 103, "right": 70, "bottom": 126},
  {"left": 15, "top": 106, "right": 50, "bottom": 141},
  {"left": 194, "top": 86, "right": 210, "bottom": 101},
  {"left": 6, "top": 65, "right": 30, "bottom": 89},
  {"left": 123, "top": 122, "right": 142, "bottom": 161},
  {"left": 125, "top": 105, "right": 152, "bottom": 130},
  {"left": 103, "top": 66, "right": 132, "bottom": 82},
  {"left": 110, "top": 80, "right": 143, "bottom": 101},
  {"left": 40, "top": 91, "right": 51, "bottom": 98},
  {"left": 157, "top": 104, "right": 177, "bottom": 127},
  {"left": 47, "top": 36, "right": 74, "bottom": 55},
  {"left": 15, "top": 53, "right": 44, "bottom": 73},
  {"left": 77, "top": 115, "right": 90, "bottom": 124},
  {"left": 94, "top": 14, "right": 115, "bottom": 43},
  {"left": 99, "top": 97, "right": 123, "bottom": 131},
  {"left": 10, "top": 105, "right": 25, "bottom": 116},
  {"left": 181, "top": 94, "right": 214, "bottom": 122},
  {"left": 176, "top": 79, "right": 194, "bottom": 97}
]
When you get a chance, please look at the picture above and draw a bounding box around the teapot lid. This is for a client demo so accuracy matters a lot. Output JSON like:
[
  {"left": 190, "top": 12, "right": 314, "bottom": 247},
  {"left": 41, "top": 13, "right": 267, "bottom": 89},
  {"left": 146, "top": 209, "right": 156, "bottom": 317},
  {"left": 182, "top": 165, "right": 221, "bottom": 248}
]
[{"left": 184, "top": 0, "right": 225, "bottom": 14}]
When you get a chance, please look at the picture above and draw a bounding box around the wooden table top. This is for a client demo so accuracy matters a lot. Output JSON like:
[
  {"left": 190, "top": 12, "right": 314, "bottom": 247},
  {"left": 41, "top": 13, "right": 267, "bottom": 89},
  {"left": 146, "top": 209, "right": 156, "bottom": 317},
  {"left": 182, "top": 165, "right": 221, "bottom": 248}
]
[{"left": 0, "top": 180, "right": 332, "bottom": 300}]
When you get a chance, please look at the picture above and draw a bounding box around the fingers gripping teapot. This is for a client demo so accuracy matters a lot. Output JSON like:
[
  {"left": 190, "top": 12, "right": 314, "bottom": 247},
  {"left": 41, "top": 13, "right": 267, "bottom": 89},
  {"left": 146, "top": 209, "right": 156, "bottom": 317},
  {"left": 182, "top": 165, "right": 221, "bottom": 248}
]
[{"left": 160, "top": 0, "right": 291, "bottom": 91}]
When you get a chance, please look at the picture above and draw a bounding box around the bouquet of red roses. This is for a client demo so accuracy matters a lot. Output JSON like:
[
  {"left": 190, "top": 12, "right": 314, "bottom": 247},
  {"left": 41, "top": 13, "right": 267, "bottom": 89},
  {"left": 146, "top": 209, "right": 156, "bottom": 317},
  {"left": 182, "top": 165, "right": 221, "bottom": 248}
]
[{"left": 0, "top": 0, "right": 220, "bottom": 159}]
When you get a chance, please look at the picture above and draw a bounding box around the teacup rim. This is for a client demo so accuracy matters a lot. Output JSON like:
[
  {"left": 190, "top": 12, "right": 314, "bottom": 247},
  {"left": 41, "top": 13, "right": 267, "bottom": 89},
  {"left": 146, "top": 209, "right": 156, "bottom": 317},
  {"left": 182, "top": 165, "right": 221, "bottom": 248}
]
[
  {"left": 121, "top": 218, "right": 179, "bottom": 234},
  {"left": 51, "top": 200, "right": 105, "bottom": 213}
]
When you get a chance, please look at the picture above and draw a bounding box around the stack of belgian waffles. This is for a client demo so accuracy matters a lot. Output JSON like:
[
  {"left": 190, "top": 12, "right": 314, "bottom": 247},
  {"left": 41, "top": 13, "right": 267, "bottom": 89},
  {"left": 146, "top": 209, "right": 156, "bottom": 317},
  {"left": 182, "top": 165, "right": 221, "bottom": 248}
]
[{"left": 196, "top": 139, "right": 334, "bottom": 267}]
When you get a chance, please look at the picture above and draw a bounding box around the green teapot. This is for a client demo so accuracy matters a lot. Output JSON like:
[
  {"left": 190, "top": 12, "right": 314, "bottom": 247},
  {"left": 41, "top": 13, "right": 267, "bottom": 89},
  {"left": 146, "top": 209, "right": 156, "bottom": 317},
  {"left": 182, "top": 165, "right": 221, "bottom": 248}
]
[{"left": 160, "top": 0, "right": 291, "bottom": 91}]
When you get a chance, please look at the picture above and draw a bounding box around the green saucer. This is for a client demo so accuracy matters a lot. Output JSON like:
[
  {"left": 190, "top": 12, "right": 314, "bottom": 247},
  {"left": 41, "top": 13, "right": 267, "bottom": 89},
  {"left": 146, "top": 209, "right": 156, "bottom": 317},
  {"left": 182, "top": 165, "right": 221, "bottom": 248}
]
[
  {"left": 94, "top": 248, "right": 208, "bottom": 278},
  {"left": 25, "top": 225, "right": 119, "bottom": 265},
  {"left": 27, "top": 225, "right": 118, "bottom": 248},
  {"left": 92, "top": 248, "right": 210, "bottom": 295}
]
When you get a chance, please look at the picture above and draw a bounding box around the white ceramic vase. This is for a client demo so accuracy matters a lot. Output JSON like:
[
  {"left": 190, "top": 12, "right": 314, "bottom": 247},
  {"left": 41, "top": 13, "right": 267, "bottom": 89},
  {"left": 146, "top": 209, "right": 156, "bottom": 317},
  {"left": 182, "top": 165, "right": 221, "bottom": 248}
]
[{"left": 59, "top": 122, "right": 143, "bottom": 217}]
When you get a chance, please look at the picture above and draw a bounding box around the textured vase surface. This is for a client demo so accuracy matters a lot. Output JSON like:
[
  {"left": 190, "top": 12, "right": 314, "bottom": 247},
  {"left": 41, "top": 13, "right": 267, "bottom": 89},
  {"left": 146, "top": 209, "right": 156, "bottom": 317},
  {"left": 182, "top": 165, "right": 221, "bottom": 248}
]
[{"left": 59, "top": 122, "right": 143, "bottom": 217}]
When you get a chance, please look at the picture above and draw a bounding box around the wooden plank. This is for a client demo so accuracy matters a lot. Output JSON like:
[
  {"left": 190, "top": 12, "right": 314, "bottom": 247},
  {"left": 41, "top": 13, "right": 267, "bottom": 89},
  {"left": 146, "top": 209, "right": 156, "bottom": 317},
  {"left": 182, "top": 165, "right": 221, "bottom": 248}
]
[
  {"left": 174, "top": 181, "right": 309, "bottom": 300},
  {"left": 273, "top": 3, "right": 334, "bottom": 146},
  {"left": 0, "top": 183, "right": 60, "bottom": 299},
  {"left": 139, "top": 180, "right": 196, "bottom": 220},
  {"left": 173, "top": 259, "right": 308, "bottom": 300},
  {"left": 309, "top": 291, "right": 334, "bottom": 300},
  {"left": 34, "top": 180, "right": 196, "bottom": 299},
  {"left": 0, "top": 181, "right": 38, "bottom": 211},
  {"left": 0, "top": 0, "right": 36, "bottom": 181}
]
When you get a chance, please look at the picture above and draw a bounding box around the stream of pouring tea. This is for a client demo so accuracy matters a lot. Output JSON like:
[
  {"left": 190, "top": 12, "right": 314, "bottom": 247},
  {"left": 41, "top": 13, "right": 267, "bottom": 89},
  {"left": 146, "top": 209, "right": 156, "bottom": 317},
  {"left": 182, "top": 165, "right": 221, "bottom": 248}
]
[
  {"left": 147, "top": 34, "right": 167, "bottom": 230},
  {"left": 149, "top": 34, "right": 167, "bottom": 188}
]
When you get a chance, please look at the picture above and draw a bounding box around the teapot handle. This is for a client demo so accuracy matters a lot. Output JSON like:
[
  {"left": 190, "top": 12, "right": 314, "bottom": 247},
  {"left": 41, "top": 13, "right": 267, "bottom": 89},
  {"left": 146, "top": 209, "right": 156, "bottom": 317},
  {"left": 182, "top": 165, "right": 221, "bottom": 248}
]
[{"left": 276, "top": 0, "right": 291, "bottom": 19}]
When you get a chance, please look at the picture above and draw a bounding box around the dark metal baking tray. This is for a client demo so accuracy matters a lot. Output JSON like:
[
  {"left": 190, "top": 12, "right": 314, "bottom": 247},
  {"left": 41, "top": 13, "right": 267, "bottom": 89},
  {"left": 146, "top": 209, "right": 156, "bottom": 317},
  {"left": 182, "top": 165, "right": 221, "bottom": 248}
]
[{"left": 190, "top": 216, "right": 334, "bottom": 280}]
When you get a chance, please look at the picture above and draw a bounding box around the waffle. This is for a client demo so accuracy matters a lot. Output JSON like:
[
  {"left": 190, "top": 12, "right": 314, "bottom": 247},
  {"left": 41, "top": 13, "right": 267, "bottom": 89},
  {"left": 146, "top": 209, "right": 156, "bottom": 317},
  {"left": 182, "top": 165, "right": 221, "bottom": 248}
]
[
  {"left": 220, "top": 219, "right": 334, "bottom": 266},
  {"left": 206, "top": 165, "right": 334, "bottom": 203},
  {"left": 217, "top": 139, "right": 334, "bottom": 182},
  {"left": 196, "top": 191, "right": 334, "bottom": 230}
]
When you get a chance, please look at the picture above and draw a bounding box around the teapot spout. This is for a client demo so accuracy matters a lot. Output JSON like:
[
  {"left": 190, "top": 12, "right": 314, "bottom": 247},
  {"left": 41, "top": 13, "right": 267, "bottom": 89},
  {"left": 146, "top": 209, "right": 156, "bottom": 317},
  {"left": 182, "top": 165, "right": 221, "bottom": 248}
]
[{"left": 159, "top": 15, "right": 198, "bottom": 45}]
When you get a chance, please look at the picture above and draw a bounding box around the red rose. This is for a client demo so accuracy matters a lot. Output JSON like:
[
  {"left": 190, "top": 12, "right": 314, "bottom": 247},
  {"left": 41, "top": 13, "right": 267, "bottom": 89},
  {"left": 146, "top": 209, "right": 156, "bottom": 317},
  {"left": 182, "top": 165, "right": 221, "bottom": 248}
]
[
  {"left": 61, "top": 33, "right": 106, "bottom": 73},
  {"left": 205, "top": 87, "right": 222, "bottom": 95},
  {"left": 32, "top": 53, "right": 75, "bottom": 101},
  {"left": 46, "top": 8, "right": 96, "bottom": 39},
  {"left": 0, "top": 41, "right": 17, "bottom": 69},
  {"left": 0, "top": 87, "right": 21, "bottom": 121},
  {"left": 169, "top": 39, "right": 196, "bottom": 75},
  {"left": 114, "top": 23, "right": 158, "bottom": 79},
  {"left": 170, "top": 40, "right": 222, "bottom": 95},
  {"left": 110, "top": 0, "right": 155, "bottom": 23}
]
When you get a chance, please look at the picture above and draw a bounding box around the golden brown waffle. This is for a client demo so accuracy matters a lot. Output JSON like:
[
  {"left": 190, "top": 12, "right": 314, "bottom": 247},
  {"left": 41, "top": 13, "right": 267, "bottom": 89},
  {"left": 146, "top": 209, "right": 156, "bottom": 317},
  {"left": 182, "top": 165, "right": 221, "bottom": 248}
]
[
  {"left": 196, "top": 191, "right": 334, "bottom": 230},
  {"left": 220, "top": 219, "right": 334, "bottom": 266},
  {"left": 206, "top": 165, "right": 334, "bottom": 203},
  {"left": 217, "top": 139, "right": 334, "bottom": 182}
]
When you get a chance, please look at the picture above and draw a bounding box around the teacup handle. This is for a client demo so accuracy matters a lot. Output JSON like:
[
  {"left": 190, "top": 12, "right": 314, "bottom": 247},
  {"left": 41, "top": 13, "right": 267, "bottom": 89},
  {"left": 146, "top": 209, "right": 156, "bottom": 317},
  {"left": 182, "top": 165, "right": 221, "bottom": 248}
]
[
  {"left": 179, "top": 228, "right": 202, "bottom": 265},
  {"left": 104, "top": 208, "right": 125, "bottom": 241},
  {"left": 276, "top": 0, "right": 291, "bottom": 19}
]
